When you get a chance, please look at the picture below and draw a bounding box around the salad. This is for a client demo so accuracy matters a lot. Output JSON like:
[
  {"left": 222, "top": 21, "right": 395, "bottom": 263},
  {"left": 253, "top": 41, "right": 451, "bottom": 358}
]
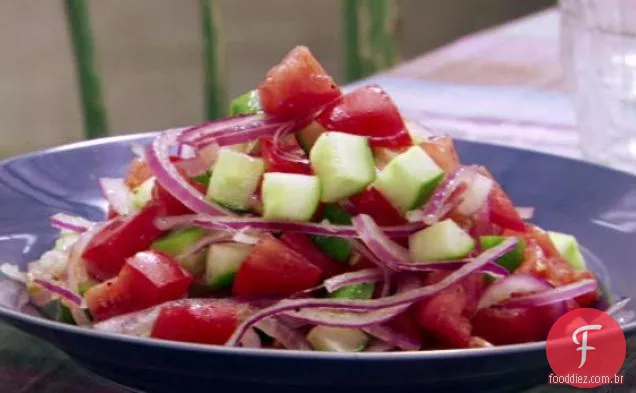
[{"left": 1, "top": 46, "right": 624, "bottom": 352}]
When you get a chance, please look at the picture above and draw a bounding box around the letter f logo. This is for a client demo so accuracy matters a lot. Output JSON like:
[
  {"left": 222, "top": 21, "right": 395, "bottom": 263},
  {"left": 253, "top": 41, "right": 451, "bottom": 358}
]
[{"left": 572, "top": 324, "right": 602, "bottom": 368}]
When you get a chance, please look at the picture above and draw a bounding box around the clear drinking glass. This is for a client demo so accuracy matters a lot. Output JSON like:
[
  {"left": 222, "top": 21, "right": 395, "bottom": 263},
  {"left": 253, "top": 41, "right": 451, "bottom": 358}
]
[{"left": 560, "top": 0, "right": 636, "bottom": 173}]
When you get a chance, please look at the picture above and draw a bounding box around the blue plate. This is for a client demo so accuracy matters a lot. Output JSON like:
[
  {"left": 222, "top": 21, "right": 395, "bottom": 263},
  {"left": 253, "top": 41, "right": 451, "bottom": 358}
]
[{"left": 1, "top": 134, "right": 635, "bottom": 393}]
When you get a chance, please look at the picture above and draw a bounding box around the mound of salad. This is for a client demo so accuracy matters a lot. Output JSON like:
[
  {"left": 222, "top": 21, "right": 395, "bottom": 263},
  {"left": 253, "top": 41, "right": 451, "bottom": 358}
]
[{"left": 1, "top": 46, "right": 627, "bottom": 352}]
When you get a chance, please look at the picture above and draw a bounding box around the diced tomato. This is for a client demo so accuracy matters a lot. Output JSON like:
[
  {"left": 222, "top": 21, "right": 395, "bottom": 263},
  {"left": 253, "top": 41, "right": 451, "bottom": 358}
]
[
  {"left": 419, "top": 136, "right": 461, "bottom": 173},
  {"left": 151, "top": 300, "right": 246, "bottom": 345},
  {"left": 280, "top": 232, "right": 346, "bottom": 279},
  {"left": 86, "top": 251, "right": 192, "bottom": 321},
  {"left": 259, "top": 46, "right": 341, "bottom": 120},
  {"left": 151, "top": 179, "right": 207, "bottom": 217},
  {"left": 412, "top": 272, "right": 485, "bottom": 348},
  {"left": 317, "top": 84, "right": 412, "bottom": 149},
  {"left": 125, "top": 158, "right": 152, "bottom": 189},
  {"left": 472, "top": 305, "right": 561, "bottom": 345},
  {"left": 349, "top": 187, "right": 407, "bottom": 226},
  {"left": 387, "top": 312, "right": 424, "bottom": 348},
  {"left": 259, "top": 137, "right": 311, "bottom": 175},
  {"left": 488, "top": 183, "right": 526, "bottom": 232},
  {"left": 523, "top": 224, "right": 560, "bottom": 258},
  {"left": 232, "top": 235, "right": 322, "bottom": 299},
  {"left": 82, "top": 204, "right": 167, "bottom": 281}
]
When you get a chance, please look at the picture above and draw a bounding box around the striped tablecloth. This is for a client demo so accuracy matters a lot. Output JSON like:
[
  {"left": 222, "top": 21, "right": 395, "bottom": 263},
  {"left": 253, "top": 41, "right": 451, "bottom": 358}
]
[{"left": 1, "top": 8, "right": 626, "bottom": 393}]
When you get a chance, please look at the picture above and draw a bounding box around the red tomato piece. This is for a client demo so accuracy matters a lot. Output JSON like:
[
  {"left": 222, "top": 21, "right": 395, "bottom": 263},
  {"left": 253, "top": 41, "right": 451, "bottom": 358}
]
[
  {"left": 259, "top": 46, "right": 341, "bottom": 120},
  {"left": 150, "top": 300, "right": 246, "bottom": 345},
  {"left": 348, "top": 187, "right": 407, "bottom": 227},
  {"left": 82, "top": 204, "right": 167, "bottom": 281},
  {"left": 232, "top": 235, "right": 322, "bottom": 299},
  {"left": 387, "top": 312, "right": 424, "bottom": 348},
  {"left": 259, "top": 137, "right": 311, "bottom": 175},
  {"left": 86, "top": 251, "right": 192, "bottom": 321},
  {"left": 280, "top": 232, "right": 346, "bottom": 279},
  {"left": 317, "top": 84, "right": 412, "bottom": 149},
  {"left": 151, "top": 178, "right": 207, "bottom": 217},
  {"left": 125, "top": 158, "right": 152, "bottom": 189},
  {"left": 472, "top": 305, "right": 561, "bottom": 345},
  {"left": 488, "top": 183, "right": 526, "bottom": 232},
  {"left": 412, "top": 272, "right": 485, "bottom": 348},
  {"left": 419, "top": 136, "right": 461, "bottom": 173}
]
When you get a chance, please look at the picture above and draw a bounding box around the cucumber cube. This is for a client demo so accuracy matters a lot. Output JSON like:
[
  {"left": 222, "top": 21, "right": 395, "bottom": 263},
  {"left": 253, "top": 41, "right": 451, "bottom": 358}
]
[
  {"left": 329, "top": 283, "right": 375, "bottom": 299},
  {"left": 151, "top": 228, "right": 208, "bottom": 275},
  {"left": 312, "top": 204, "right": 352, "bottom": 263},
  {"left": 131, "top": 177, "right": 155, "bottom": 209},
  {"left": 548, "top": 231, "right": 587, "bottom": 272},
  {"left": 230, "top": 89, "right": 261, "bottom": 116},
  {"left": 309, "top": 132, "right": 376, "bottom": 203},
  {"left": 207, "top": 149, "right": 264, "bottom": 211},
  {"left": 479, "top": 236, "right": 525, "bottom": 272},
  {"left": 409, "top": 219, "right": 475, "bottom": 261},
  {"left": 262, "top": 173, "right": 321, "bottom": 221},
  {"left": 296, "top": 121, "right": 326, "bottom": 153},
  {"left": 374, "top": 146, "right": 444, "bottom": 212},
  {"left": 205, "top": 243, "right": 252, "bottom": 289},
  {"left": 306, "top": 326, "right": 369, "bottom": 352}
]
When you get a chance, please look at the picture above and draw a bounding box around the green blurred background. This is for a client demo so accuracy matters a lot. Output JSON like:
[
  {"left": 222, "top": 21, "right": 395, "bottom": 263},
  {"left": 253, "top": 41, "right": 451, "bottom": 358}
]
[{"left": 0, "top": 0, "right": 553, "bottom": 157}]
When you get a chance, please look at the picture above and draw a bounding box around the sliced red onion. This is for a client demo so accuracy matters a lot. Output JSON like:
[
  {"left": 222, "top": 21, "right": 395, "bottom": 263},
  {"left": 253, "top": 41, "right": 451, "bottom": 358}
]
[
  {"left": 365, "top": 339, "right": 395, "bottom": 352},
  {"left": 477, "top": 273, "right": 551, "bottom": 310},
  {"left": 33, "top": 278, "right": 83, "bottom": 308},
  {"left": 407, "top": 166, "right": 479, "bottom": 225},
  {"left": 501, "top": 279, "right": 598, "bottom": 309},
  {"left": 352, "top": 214, "right": 410, "bottom": 269},
  {"left": 362, "top": 324, "right": 421, "bottom": 351},
  {"left": 94, "top": 306, "right": 161, "bottom": 336},
  {"left": 323, "top": 268, "right": 385, "bottom": 293},
  {"left": 456, "top": 173, "right": 493, "bottom": 216},
  {"left": 0, "top": 263, "right": 27, "bottom": 283},
  {"left": 177, "top": 232, "right": 231, "bottom": 260},
  {"left": 516, "top": 206, "right": 535, "bottom": 220},
  {"left": 156, "top": 215, "right": 424, "bottom": 239},
  {"left": 349, "top": 241, "right": 392, "bottom": 297},
  {"left": 50, "top": 213, "right": 94, "bottom": 233},
  {"left": 179, "top": 114, "right": 266, "bottom": 143},
  {"left": 226, "top": 238, "right": 518, "bottom": 346},
  {"left": 145, "top": 129, "right": 234, "bottom": 216},
  {"left": 399, "top": 260, "right": 509, "bottom": 278},
  {"left": 255, "top": 317, "right": 311, "bottom": 350},
  {"left": 240, "top": 328, "right": 261, "bottom": 349},
  {"left": 193, "top": 118, "right": 291, "bottom": 148},
  {"left": 99, "top": 178, "right": 135, "bottom": 216}
]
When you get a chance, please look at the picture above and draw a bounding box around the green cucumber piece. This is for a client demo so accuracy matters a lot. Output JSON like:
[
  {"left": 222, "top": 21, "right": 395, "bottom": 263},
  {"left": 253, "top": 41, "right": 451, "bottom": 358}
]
[
  {"left": 230, "top": 89, "right": 261, "bottom": 116},
  {"left": 309, "top": 132, "right": 376, "bottom": 203},
  {"left": 131, "top": 176, "right": 155, "bottom": 209},
  {"left": 306, "top": 326, "right": 369, "bottom": 352},
  {"left": 329, "top": 282, "right": 375, "bottom": 299},
  {"left": 207, "top": 149, "right": 264, "bottom": 210},
  {"left": 205, "top": 243, "right": 252, "bottom": 289},
  {"left": 192, "top": 171, "right": 212, "bottom": 188},
  {"left": 151, "top": 228, "right": 208, "bottom": 275},
  {"left": 310, "top": 203, "right": 353, "bottom": 263},
  {"left": 548, "top": 231, "right": 587, "bottom": 272},
  {"left": 409, "top": 219, "right": 475, "bottom": 261},
  {"left": 374, "top": 146, "right": 444, "bottom": 212},
  {"left": 78, "top": 280, "right": 97, "bottom": 296},
  {"left": 262, "top": 173, "right": 321, "bottom": 221},
  {"left": 479, "top": 236, "right": 526, "bottom": 272},
  {"left": 296, "top": 121, "right": 326, "bottom": 153}
]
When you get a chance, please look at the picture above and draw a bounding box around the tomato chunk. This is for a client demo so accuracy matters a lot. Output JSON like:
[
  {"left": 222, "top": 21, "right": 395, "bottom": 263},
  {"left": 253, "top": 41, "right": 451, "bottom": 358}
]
[
  {"left": 151, "top": 178, "right": 207, "bottom": 217},
  {"left": 419, "top": 136, "right": 461, "bottom": 173},
  {"left": 317, "top": 84, "right": 412, "bottom": 149},
  {"left": 259, "top": 46, "right": 341, "bottom": 120},
  {"left": 280, "top": 232, "right": 346, "bottom": 279},
  {"left": 151, "top": 300, "right": 246, "bottom": 345},
  {"left": 412, "top": 272, "right": 485, "bottom": 348},
  {"left": 488, "top": 183, "right": 526, "bottom": 232},
  {"left": 349, "top": 187, "right": 407, "bottom": 226},
  {"left": 82, "top": 204, "right": 167, "bottom": 281},
  {"left": 125, "top": 158, "right": 152, "bottom": 189},
  {"left": 260, "top": 137, "right": 311, "bottom": 175},
  {"left": 232, "top": 235, "right": 322, "bottom": 299},
  {"left": 472, "top": 305, "right": 562, "bottom": 345},
  {"left": 86, "top": 251, "right": 192, "bottom": 321}
]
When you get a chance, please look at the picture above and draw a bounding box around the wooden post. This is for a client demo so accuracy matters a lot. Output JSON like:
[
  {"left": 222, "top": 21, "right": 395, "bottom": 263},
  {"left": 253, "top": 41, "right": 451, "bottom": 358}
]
[
  {"left": 343, "top": 0, "right": 400, "bottom": 82},
  {"left": 64, "top": 0, "right": 108, "bottom": 139},
  {"left": 199, "top": 0, "right": 228, "bottom": 120}
]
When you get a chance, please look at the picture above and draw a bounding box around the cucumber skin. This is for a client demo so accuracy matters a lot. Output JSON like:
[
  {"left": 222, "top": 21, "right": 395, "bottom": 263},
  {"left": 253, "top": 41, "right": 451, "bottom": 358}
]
[
  {"left": 479, "top": 236, "right": 526, "bottom": 272},
  {"left": 230, "top": 89, "right": 261, "bottom": 116},
  {"left": 312, "top": 203, "right": 353, "bottom": 263},
  {"left": 330, "top": 283, "right": 375, "bottom": 299}
]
